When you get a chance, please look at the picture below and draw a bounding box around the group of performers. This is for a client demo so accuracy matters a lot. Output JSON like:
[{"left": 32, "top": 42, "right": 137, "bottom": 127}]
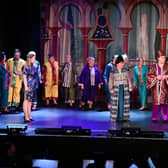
[{"left": 0, "top": 49, "right": 168, "bottom": 123}]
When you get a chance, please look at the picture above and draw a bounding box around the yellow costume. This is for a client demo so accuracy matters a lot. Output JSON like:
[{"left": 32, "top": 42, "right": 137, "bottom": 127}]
[
  {"left": 7, "top": 58, "right": 25, "bottom": 106},
  {"left": 44, "top": 61, "right": 59, "bottom": 100}
]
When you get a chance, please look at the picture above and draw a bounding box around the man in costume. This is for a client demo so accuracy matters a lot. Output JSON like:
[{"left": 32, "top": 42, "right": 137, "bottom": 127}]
[
  {"left": 43, "top": 54, "right": 59, "bottom": 105},
  {"left": 133, "top": 57, "right": 148, "bottom": 110},
  {"left": 62, "top": 55, "right": 76, "bottom": 107},
  {"left": 0, "top": 52, "right": 10, "bottom": 112},
  {"left": 79, "top": 57, "right": 103, "bottom": 110},
  {"left": 147, "top": 50, "right": 168, "bottom": 122},
  {"left": 7, "top": 49, "right": 25, "bottom": 107},
  {"left": 108, "top": 55, "right": 132, "bottom": 122},
  {"left": 103, "top": 55, "right": 116, "bottom": 109},
  {"left": 31, "top": 52, "right": 42, "bottom": 110}
]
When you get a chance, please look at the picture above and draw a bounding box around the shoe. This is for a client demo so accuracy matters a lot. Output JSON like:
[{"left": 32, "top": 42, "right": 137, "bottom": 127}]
[
  {"left": 30, "top": 118, "right": 34, "bottom": 121},
  {"left": 24, "top": 119, "right": 30, "bottom": 123}
]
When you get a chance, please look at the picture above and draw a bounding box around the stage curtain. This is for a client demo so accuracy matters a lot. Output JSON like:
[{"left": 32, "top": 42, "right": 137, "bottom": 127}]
[
  {"left": 128, "top": 2, "right": 160, "bottom": 60},
  {"left": 58, "top": 4, "right": 83, "bottom": 65}
]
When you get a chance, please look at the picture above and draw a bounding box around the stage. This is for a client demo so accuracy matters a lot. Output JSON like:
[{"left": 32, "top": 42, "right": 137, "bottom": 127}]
[
  {"left": 0, "top": 107, "right": 168, "bottom": 134},
  {"left": 0, "top": 107, "right": 168, "bottom": 167}
]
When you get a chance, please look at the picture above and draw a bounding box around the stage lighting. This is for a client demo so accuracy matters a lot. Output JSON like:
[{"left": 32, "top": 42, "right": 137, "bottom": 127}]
[
  {"left": 7, "top": 124, "right": 27, "bottom": 134},
  {"left": 108, "top": 128, "right": 164, "bottom": 138},
  {"left": 35, "top": 126, "right": 91, "bottom": 136}
]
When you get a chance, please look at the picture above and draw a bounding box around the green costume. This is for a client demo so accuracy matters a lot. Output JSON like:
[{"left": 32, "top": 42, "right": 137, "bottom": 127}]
[{"left": 133, "top": 65, "right": 148, "bottom": 106}]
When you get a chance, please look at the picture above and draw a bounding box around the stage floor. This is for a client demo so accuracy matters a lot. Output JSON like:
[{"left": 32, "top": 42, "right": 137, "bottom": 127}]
[{"left": 0, "top": 107, "right": 168, "bottom": 135}]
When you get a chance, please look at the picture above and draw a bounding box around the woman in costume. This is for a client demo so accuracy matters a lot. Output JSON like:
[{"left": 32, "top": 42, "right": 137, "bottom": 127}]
[
  {"left": 133, "top": 57, "right": 148, "bottom": 110},
  {"left": 62, "top": 55, "right": 76, "bottom": 107},
  {"left": 0, "top": 52, "right": 10, "bottom": 112},
  {"left": 23, "top": 51, "right": 38, "bottom": 123},
  {"left": 147, "top": 51, "right": 168, "bottom": 122},
  {"left": 43, "top": 54, "right": 59, "bottom": 105},
  {"left": 109, "top": 55, "right": 132, "bottom": 122},
  {"left": 79, "top": 57, "right": 103, "bottom": 110}
]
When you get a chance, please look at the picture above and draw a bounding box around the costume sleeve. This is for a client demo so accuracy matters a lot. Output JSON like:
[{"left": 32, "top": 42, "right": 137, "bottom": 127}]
[
  {"left": 42, "top": 65, "right": 47, "bottom": 84},
  {"left": 97, "top": 68, "right": 103, "bottom": 84},
  {"left": 22, "top": 65, "right": 27, "bottom": 75},
  {"left": 133, "top": 67, "right": 137, "bottom": 83},
  {"left": 103, "top": 64, "right": 109, "bottom": 81},
  {"left": 127, "top": 71, "right": 132, "bottom": 89},
  {"left": 147, "top": 65, "right": 157, "bottom": 89},
  {"left": 108, "top": 72, "right": 114, "bottom": 90},
  {"left": 6, "top": 60, "right": 10, "bottom": 71},
  {"left": 79, "top": 67, "right": 85, "bottom": 84},
  {"left": 38, "top": 63, "right": 42, "bottom": 81},
  {"left": 165, "top": 67, "right": 168, "bottom": 85}
]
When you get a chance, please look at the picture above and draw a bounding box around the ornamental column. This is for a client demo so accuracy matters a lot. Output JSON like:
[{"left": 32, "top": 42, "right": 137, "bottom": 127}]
[
  {"left": 118, "top": 27, "right": 132, "bottom": 54},
  {"left": 156, "top": 28, "right": 168, "bottom": 54},
  {"left": 78, "top": 26, "right": 92, "bottom": 65},
  {"left": 49, "top": 27, "right": 62, "bottom": 60}
]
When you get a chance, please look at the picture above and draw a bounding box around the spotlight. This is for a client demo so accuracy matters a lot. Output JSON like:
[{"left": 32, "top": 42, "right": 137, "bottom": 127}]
[{"left": 7, "top": 124, "right": 27, "bottom": 134}]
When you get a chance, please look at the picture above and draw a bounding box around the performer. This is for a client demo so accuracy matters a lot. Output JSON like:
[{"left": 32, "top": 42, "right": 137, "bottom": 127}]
[
  {"left": 109, "top": 55, "right": 132, "bottom": 122},
  {"left": 147, "top": 51, "right": 168, "bottom": 122},
  {"left": 7, "top": 49, "right": 25, "bottom": 108},
  {"left": 62, "top": 55, "right": 76, "bottom": 107},
  {"left": 43, "top": 54, "right": 59, "bottom": 105},
  {"left": 79, "top": 57, "right": 103, "bottom": 110},
  {"left": 133, "top": 57, "right": 148, "bottom": 110},
  {"left": 31, "top": 52, "right": 42, "bottom": 110},
  {"left": 23, "top": 51, "right": 38, "bottom": 122},
  {"left": 103, "top": 55, "right": 115, "bottom": 109},
  {"left": 0, "top": 52, "right": 10, "bottom": 112}
]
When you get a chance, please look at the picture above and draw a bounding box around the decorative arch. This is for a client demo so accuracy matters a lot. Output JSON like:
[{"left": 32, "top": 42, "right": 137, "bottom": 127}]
[
  {"left": 49, "top": 0, "right": 85, "bottom": 27},
  {"left": 125, "top": 0, "right": 165, "bottom": 28}
]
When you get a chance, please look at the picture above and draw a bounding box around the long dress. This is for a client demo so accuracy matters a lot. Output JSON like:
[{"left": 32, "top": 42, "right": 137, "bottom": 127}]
[
  {"left": 23, "top": 64, "right": 38, "bottom": 101},
  {"left": 43, "top": 61, "right": 59, "bottom": 100},
  {"left": 79, "top": 65, "right": 103, "bottom": 103},
  {"left": 147, "top": 63, "right": 168, "bottom": 121},
  {"left": 103, "top": 62, "right": 115, "bottom": 104},
  {"left": 133, "top": 65, "right": 148, "bottom": 106},
  {"left": 62, "top": 62, "right": 76, "bottom": 104},
  {"left": 0, "top": 64, "right": 10, "bottom": 108},
  {"left": 108, "top": 67, "right": 132, "bottom": 121}
]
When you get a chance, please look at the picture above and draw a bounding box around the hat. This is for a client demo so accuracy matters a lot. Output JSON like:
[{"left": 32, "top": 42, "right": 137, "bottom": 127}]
[
  {"left": 122, "top": 54, "right": 128, "bottom": 60},
  {"left": 27, "top": 51, "right": 36, "bottom": 57}
]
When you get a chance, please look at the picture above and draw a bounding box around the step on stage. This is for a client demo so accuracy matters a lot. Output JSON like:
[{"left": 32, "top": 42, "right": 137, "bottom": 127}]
[{"left": 0, "top": 107, "right": 168, "bottom": 166}]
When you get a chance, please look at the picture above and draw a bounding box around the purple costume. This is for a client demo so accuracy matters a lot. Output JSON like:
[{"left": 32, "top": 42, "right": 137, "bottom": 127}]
[
  {"left": 147, "top": 63, "right": 168, "bottom": 121},
  {"left": 79, "top": 65, "right": 102, "bottom": 102}
]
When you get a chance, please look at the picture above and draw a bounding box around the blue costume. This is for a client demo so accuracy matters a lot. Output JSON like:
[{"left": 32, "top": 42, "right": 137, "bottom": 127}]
[
  {"left": 23, "top": 64, "right": 38, "bottom": 101},
  {"left": 79, "top": 65, "right": 102, "bottom": 103},
  {"left": 0, "top": 64, "right": 10, "bottom": 109},
  {"left": 133, "top": 65, "right": 148, "bottom": 106},
  {"left": 103, "top": 61, "right": 115, "bottom": 104}
]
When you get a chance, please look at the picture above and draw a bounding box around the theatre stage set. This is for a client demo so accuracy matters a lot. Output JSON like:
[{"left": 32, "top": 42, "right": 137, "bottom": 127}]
[{"left": 1, "top": 0, "right": 168, "bottom": 167}]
